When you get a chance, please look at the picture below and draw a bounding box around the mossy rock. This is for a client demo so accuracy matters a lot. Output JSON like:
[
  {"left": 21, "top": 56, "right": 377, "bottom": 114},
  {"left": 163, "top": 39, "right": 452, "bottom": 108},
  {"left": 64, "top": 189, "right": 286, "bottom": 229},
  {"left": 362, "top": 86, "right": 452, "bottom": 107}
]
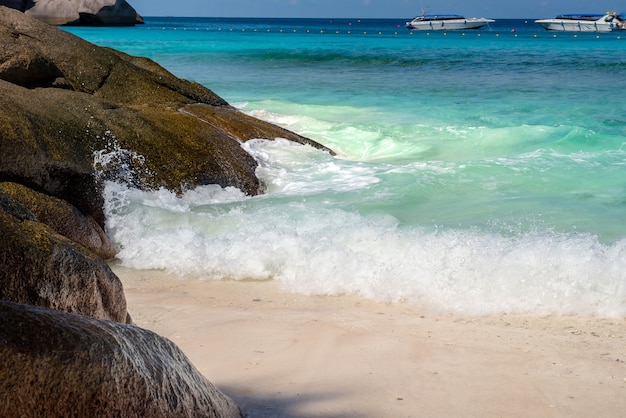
[{"left": 0, "top": 210, "right": 129, "bottom": 322}]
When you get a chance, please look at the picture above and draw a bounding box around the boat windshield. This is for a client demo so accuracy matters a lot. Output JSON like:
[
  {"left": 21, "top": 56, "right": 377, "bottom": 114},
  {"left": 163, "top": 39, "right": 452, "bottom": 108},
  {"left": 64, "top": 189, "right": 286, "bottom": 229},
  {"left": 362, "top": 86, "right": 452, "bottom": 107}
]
[
  {"left": 555, "top": 14, "right": 606, "bottom": 21},
  {"left": 414, "top": 14, "right": 465, "bottom": 21}
]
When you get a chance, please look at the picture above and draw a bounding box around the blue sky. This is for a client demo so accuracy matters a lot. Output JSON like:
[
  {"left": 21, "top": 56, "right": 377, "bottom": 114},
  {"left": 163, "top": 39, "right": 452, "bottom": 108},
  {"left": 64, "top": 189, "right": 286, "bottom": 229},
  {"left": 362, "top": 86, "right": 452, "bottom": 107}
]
[{"left": 129, "top": 0, "right": 625, "bottom": 19}]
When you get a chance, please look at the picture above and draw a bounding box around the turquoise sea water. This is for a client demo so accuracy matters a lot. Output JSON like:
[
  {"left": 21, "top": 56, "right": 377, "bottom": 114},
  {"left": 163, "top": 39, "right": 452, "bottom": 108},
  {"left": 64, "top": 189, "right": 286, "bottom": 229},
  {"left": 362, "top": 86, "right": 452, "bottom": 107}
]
[{"left": 66, "top": 18, "right": 626, "bottom": 317}]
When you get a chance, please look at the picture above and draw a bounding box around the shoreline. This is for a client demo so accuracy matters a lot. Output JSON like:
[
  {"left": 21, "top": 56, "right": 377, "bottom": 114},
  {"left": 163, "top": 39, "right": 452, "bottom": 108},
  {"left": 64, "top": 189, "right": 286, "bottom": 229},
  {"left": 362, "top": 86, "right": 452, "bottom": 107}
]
[{"left": 114, "top": 265, "right": 626, "bottom": 417}]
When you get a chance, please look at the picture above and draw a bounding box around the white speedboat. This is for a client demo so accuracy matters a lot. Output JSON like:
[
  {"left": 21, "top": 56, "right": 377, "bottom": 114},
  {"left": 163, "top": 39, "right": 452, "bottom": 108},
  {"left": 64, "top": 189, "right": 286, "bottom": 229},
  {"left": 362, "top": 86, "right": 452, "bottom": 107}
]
[
  {"left": 405, "top": 14, "right": 495, "bottom": 31},
  {"left": 535, "top": 12, "right": 626, "bottom": 32}
]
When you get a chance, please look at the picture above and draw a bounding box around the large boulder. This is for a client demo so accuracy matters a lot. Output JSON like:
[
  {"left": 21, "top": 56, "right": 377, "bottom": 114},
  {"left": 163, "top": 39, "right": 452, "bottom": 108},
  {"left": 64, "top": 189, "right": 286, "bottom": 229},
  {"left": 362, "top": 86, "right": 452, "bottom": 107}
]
[
  {"left": 0, "top": 208, "right": 129, "bottom": 322},
  {"left": 0, "top": 300, "right": 243, "bottom": 418},
  {"left": 0, "top": 182, "right": 116, "bottom": 259},
  {"left": 0, "top": 0, "right": 144, "bottom": 26},
  {"left": 0, "top": 6, "right": 332, "bottom": 227}
]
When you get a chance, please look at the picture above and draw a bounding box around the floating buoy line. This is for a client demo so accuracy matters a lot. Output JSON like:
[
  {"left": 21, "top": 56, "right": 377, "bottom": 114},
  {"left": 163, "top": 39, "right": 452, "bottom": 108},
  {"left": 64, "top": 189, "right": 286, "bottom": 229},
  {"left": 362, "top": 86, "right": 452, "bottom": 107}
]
[{"left": 149, "top": 26, "right": 623, "bottom": 40}]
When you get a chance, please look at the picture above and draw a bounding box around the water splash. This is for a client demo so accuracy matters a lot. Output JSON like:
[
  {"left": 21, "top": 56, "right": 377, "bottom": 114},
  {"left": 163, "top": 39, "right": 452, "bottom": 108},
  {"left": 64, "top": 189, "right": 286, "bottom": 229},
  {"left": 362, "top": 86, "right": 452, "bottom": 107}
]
[{"left": 93, "top": 132, "right": 153, "bottom": 188}]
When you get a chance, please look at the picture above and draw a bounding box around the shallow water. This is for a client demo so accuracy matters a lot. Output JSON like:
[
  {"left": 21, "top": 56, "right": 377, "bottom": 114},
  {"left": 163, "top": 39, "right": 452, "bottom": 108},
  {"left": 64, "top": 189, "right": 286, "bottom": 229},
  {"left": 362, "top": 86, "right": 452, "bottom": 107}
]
[{"left": 66, "top": 18, "right": 626, "bottom": 317}]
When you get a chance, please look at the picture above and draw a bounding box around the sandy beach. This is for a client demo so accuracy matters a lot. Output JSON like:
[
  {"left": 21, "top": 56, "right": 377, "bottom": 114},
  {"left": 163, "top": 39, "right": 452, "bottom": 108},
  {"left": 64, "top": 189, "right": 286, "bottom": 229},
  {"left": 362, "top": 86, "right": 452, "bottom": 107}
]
[{"left": 113, "top": 265, "right": 626, "bottom": 418}]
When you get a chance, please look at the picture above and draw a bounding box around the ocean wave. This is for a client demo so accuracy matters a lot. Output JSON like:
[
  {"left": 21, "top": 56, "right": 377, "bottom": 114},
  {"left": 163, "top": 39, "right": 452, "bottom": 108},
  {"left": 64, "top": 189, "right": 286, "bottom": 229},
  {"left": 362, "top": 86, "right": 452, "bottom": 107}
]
[{"left": 104, "top": 179, "right": 626, "bottom": 318}]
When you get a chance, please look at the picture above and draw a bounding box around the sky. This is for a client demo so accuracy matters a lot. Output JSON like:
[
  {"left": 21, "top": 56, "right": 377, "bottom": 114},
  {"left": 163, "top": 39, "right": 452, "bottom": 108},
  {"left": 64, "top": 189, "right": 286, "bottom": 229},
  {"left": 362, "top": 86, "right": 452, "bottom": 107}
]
[{"left": 128, "top": 0, "right": 626, "bottom": 19}]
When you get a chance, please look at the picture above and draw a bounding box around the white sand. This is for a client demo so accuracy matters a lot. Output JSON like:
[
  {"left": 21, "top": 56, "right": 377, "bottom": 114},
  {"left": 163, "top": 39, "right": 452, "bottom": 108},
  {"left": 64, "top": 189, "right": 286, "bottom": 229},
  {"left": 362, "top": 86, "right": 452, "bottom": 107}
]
[{"left": 113, "top": 265, "right": 626, "bottom": 418}]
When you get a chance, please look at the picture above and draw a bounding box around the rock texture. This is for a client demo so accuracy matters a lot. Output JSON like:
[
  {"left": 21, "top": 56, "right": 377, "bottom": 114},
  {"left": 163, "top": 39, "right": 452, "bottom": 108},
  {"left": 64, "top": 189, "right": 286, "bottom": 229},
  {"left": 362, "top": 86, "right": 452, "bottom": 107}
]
[
  {"left": 0, "top": 182, "right": 116, "bottom": 259},
  {"left": 0, "top": 300, "right": 243, "bottom": 418},
  {"left": 0, "top": 0, "right": 144, "bottom": 26},
  {"left": 0, "top": 207, "right": 129, "bottom": 323}
]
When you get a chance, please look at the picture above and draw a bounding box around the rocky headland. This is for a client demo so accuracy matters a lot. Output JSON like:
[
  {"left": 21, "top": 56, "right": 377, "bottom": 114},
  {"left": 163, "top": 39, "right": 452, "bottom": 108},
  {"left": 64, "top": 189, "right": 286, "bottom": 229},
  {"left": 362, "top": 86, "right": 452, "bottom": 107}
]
[
  {"left": 0, "top": 0, "right": 144, "bottom": 26},
  {"left": 0, "top": 6, "right": 330, "bottom": 416}
]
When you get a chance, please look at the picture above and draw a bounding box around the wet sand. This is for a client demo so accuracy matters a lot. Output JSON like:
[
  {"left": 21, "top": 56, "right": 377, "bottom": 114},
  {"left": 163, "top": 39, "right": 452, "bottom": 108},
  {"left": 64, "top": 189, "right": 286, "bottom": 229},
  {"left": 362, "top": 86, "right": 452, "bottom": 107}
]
[{"left": 114, "top": 265, "right": 626, "bottom": 418}]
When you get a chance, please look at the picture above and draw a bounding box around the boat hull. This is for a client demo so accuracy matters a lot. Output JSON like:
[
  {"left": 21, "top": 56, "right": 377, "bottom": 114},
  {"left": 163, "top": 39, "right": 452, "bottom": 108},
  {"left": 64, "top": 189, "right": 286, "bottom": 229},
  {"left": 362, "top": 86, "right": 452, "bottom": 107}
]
[
  {"left": 535, "top": 20, "right": 614, "bottom": 32},
  {"left": 406, "top": 18, "right": 494, "bottom": 31},
  {"left": 535, "top": 14, "right": 626, "bottom": 32}
]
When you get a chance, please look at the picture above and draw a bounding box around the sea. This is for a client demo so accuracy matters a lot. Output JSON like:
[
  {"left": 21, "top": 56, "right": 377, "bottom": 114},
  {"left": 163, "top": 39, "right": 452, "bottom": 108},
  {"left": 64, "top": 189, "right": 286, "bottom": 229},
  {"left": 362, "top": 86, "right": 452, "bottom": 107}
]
[{"left": 64, "top": 17, "right": 626, "bottom": 318}]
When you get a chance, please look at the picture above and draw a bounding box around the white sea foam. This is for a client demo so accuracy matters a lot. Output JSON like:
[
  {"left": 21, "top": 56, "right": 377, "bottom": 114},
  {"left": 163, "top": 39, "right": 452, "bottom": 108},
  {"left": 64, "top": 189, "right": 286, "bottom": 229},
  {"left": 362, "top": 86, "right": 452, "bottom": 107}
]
[{"left": 103, "top": 139, "right": 626, "bottom": 318}]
